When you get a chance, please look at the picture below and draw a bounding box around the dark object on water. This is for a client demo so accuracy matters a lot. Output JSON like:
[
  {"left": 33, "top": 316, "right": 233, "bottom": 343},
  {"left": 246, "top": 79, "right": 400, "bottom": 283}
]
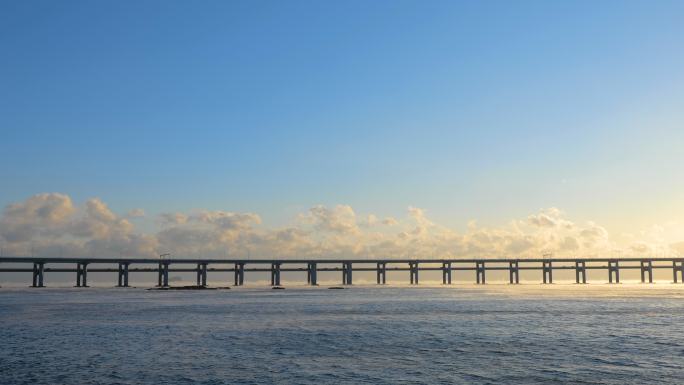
[
  {"left": 328, "top": 287, "right": 345, "bottom": 290},
  {"left": 272, "top": 286, "right": 285, "bottom": 290},
  {"left": 216, "top": 286, "right": 231, "bottom": 290},
  {"left": 147, "top": 285, "right": 217, "bottom": 291}
]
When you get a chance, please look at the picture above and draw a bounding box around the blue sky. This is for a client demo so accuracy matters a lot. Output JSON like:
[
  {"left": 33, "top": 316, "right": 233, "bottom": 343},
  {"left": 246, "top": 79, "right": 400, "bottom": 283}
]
[{"left": 1, "top": 0, "right": 683, "bottom": 242}]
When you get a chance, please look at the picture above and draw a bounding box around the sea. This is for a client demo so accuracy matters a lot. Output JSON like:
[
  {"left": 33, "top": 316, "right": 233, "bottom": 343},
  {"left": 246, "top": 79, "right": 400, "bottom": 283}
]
[{"left": 2, "top": 284, "right": 684, "bottom": 384}]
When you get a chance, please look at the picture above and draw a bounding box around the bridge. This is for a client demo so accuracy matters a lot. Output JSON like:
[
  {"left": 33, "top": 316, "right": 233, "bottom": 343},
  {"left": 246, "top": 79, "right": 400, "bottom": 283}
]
[{"left": 1, "top": 257, "right": 684, "bottom": 287}]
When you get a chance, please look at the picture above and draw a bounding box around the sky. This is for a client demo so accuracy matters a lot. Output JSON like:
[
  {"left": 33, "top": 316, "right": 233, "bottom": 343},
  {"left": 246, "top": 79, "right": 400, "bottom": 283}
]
[{"left": 1, "top": 0, "right": 683, "bottom": 260}]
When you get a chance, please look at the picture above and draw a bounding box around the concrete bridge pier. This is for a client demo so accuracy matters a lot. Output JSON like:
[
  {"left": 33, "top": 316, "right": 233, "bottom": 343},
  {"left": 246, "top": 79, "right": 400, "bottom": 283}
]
[
  {"left": 234, "top": 263, "right": 245, "bottom": 286},
  {"left": 409, "top": 262, "right": 419, "bottom": 285},
  {"left": 157, "top": 262, "right": 163, "bottom": 287},
  {"left": 196, "top": 263, "right": 207, "bottom": 287},
  {"left": 75, "top": 262, "right": 89, "bottom": 287},
  {"left": 640, "top": 261, "right": 653, "bottom": 283},
  {"left": 673, "top": 261, "right": 684, "bottom": 283},
  {"left": 161, "top": 262, "right": 169, "bottom": 287},
  {"left": 476, "top": 261, "right": 486, "bottom": 284},
  {"left": 377, "top": 262, "right": 386, "bottom": 284},
  {"left": 270, "top": 262, "right": 281, "bottom": 286},
  {"left": 575, "top": 261, "right": 587, "bottom": 283},
  {"left": 117, "top": 262, "right": 130, "bottom": 287},
  {"left": 32, "top": 262, "right": 45, "bottom": 287},
  {"left": 442, "top": 262, "right": 452, "bottom": 284},
  {"left": 542, "top": 261, "right": 553, "bottom": 284},
  {"left": 342, "top": 262, "right": 353, "bottom": 285},
  {"left": 509, "top": 261, "right": 519, "bottom": 284},
  {"left": 307, "top": 262, "right": 317, "bottom": 285},
  {"left": 608, "top": 260, "right": 620, "bottom": 283}
]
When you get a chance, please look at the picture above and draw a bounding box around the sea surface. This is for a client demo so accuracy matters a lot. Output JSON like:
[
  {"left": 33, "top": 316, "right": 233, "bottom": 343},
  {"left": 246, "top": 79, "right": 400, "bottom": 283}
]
[{"left": 2, "top": 284, "right": 684, "bottom": 384}]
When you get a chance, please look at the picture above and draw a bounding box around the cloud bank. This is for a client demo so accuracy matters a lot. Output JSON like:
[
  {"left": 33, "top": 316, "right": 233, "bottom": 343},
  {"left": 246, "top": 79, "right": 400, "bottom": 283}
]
[{"left": 0, "top": 193, "right": 680, "bottom": 259}]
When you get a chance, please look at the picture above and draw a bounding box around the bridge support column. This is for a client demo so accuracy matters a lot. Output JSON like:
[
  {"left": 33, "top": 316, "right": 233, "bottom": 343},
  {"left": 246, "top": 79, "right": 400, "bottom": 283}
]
[
  {"left": 377, "top": 262, "right": 386, "bottom": 284},
  {"left": 342, "top": 262, "right": 352, "bottom": 285},
  {"left": 509, "top": 261, "right": 519, "bottom": 284},
  {"left": 76, "top": 263, "right": 89, "bottom": 287},
  {"left": 674, "top": 261, "right": 684, "bottom": 283},
  {"left": 117, "top": 263, "right": 129, "bottom": 287},
  {"left": 157, "top": 262, "right": 163, "bottom": 287},
  {"left": 32, "top": 262, "right": 45, "bottom": 287},
  {"left": 409, "top": 262, "right": 419, "bottom": 285},
  {"left": 161, "top": 262, "right": 169, "bottom": 287},
  {"left": 608, "top": 260, "right": 619, "bottom": 283},
  {"left": 442, "top": 262, "right": 452, "bottom": 284},
  {"left": 271, "top": 262, "right": 281, "bottom": 286},
  {"left": 542, "top": 261, "right": 553, "bottom": 284},
  {"left": 76, "top": 263, "right": 82, "bottom": 287},
  {"left": 234, "top": 263, "right": 244, "bottom": 286},
  {"left": 640, "top": 261, "right": 653, "bottom": 283},
  {"left": 196, "top": 263, "right": 207, "bottom": 287},
  {"left": 476, "top": 261, "right": 486, "bottom": 284},
  {"left": 575, "top": 261, "right": 586, "bottom": 283},
  {"left": 307, "top": 262, "right": 317, "bottom": 285}
]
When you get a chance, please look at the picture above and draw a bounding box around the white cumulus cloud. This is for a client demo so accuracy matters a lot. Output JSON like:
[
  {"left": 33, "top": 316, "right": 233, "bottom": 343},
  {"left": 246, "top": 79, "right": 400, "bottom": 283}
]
[{"left": 1, "top": 193, "right": 682, "bottom": 260}]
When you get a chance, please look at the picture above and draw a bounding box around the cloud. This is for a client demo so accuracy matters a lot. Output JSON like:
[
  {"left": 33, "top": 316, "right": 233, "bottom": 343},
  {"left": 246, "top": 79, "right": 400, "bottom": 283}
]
[
  {"left": 527, "top": 208, "right": 574, "bottom": 229},
  {"left": 0, "top": 193, "right": 74, "bottom": 242},
  {"left": 579, "top": 222, "right": 610, "bottom": 248},
  {"left": 304, "top": 205, "right": 359, "bottom": 234},
  {"left": 629, "top": 242, "right": 651, "bottom": 254},
  {"left": 1, "top": 193, "right": 681, "bottom": 260},
  {"left": 382, "top": 217, "right": 398, "bottom": 226},
  {"left": 558, "top": 236, "right": 580, "bottom": 251},
  {"left": 191, "top": 210, "right": 261, "bottom": 230},
  {"left": 0, "top": 194, "right": 156, "bottom": 257},
  {"left": 671, "top": 242, "right": 684, "bottom": 255},
  {"left": 159, "top": 212, "right": 189, "bottom": 225},
  {"left": 127, "top": 209, "right": 145, "bottom": 218}
]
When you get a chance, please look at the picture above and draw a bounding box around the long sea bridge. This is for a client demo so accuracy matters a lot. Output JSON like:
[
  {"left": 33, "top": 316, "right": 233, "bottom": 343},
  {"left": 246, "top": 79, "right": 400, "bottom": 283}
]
[{"left": 1, "top": 257, "right": 684, "bottom": 287}]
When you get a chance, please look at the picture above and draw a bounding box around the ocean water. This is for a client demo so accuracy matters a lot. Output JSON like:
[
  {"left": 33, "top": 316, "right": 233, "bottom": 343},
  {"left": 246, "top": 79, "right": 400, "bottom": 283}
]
[{"left": 1, "top": 284, "right": 684, "bottom": 384}]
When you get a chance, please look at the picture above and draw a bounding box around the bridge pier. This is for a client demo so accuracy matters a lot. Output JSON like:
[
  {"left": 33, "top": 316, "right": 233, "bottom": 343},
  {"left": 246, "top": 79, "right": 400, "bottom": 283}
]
[
  {"left": 160, "top": 262, "right": 169, "bottom": 287},
  {"left": 542, "top": 261, "right": 553, "bottom": 284},
  {"left": 575, "top": 261, "right": 586, "bottom": 283},
  {"left": 409, "top": 262, "right": 419, "bottom": 285},
  {"left": 342, "top": 262, "right": 352, "bottom": 285},
  {"left": 196, "top": 263, "right": 207, "bottom": 287},
  {"left": 307, "top": 262, "right": 317, "bottom": 285},
  {"left": 509, "top": 261, "right": 519, "bottom": 284},
  {"left": 270, "top": 262, "right": 281, "bottom": 286},
  {"left": 234, "top": 263, "right": 244, "bottom": 286},
  {"left": 306, "top": 262, "right": 318, "bottom": 286},
  {"left": 476, "top": 261, "right": 486, "bottom": 284},
  {"left": 377, "top": 262, "right": 386, "bottom": 284},
  {"left": 31, "top": 262, "right": 45, "bottom": 287},
  {"left": 673, "top": 261, "right": 684, "bottom": 283},
  {"left": 157, "top": 262, "right": 163, "bottom": 287},
  {"left": 608, "top": 260, "right": 619, "bottom": 283},
  {"left": 117, "top": 262, "right": 130, "bottom": 287},
  {"left": 442, "top": 262, "right": 452, "bottom": 284},
  {"left": 640, "top": 261, "right": 653, "bottom": 283},
  {"left": 76, "top": 262, "right": 89, "bottom": 287}
]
